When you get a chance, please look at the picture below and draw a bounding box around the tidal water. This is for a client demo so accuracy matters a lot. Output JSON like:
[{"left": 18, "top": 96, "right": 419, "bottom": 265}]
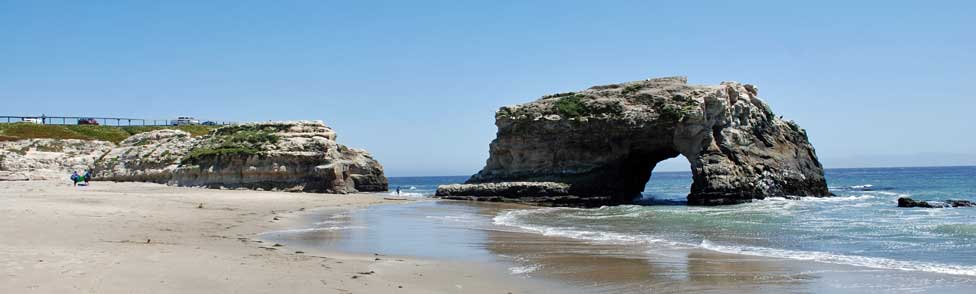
[
  {"left": 263, "top": 166, "right": 976, "bottom": 293},
  {"left": 497, "top": 166, "right": 976, "bottom": 276}
]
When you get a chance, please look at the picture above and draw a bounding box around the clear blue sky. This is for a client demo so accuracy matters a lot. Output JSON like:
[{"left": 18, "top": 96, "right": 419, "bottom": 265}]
[{"left": 2, "top": 1, "right": 973, "bottom": 176}]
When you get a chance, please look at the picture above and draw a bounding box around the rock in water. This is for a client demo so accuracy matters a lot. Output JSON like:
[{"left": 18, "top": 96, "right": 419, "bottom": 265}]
[
  {"left": 898, "top": 197, "right": 976, "bottom": 208},
  {"left": 440, "top": 76, "right": 830, "bottom": 206}
]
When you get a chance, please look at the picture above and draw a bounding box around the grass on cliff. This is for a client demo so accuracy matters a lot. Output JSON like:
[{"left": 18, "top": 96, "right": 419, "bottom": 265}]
[
  {"left": 555, "top": 95, "right": 587, "bottom": 117},
  {"left": 0, "top": 123, "right": 216, "bottom": 144},
  {"left": 182, "top": 129, "right": 279, "bottom": 164}
]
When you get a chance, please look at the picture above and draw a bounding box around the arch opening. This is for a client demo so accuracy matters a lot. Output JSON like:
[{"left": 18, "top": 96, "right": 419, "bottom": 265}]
[{"left": 633, "top": 154, "right": 693, "bottom": 205}]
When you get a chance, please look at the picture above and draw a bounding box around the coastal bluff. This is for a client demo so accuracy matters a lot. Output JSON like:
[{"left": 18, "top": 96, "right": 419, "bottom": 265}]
[
  {"left": 96, "top": 121, "right": 388, "bottom": 193},
  {"left": 0, "top": 120, "right": 389, "bottom": 194},
  {"left": 436, "top": 76, "right": 830, "bottom": 206}
]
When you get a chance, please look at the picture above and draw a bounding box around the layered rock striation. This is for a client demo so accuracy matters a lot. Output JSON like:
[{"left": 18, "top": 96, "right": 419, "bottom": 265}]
[
  {"left": 438, "top": 76, "right": 830, "bottom": 206},
  {"left": 87, "top": 121, "right": 386, "bottom": 194},
  {"left": 170, "top": 121, "right": 387, "bottom": 193},
  {"left": 93, "top": 129, "right": 197, "bottom": 183}
]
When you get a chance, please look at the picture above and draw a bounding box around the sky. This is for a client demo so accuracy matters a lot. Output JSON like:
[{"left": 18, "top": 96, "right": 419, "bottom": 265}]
[{"left": 1, "top": 1, "right": 973, "bottom": 176}]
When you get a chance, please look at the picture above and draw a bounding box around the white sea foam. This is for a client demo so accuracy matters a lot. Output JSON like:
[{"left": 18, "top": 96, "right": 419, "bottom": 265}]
[
  {"left": 509, "top": 264, "right": 541, "bottom": 275},
  {"left": 493, "top": 209, "right": 684, "bottom": 247},
  {"left": 699, "top": 240, "right": 976, "bottom": 277},
  {"left": 261, "top": 226, "right": 364, "bottom": 235},
  {"left": 387, "top": 191, "right": 427, "bottom": 197}
]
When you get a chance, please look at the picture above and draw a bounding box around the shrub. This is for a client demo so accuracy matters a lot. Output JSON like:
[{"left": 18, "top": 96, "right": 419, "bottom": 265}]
[
  {"left": 621, "top": 84, "right": 642, "bottom": 96},
  {"left": 182, "top": 129, "right": 278, "bottom": 164},
  {"left": 555, "top": 95, "right": 587, "bottom": 117}
]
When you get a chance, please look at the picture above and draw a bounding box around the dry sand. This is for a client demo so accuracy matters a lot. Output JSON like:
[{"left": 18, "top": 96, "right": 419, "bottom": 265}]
[{"left": 0, "top": 180, "right": 559, "bottom": 293}]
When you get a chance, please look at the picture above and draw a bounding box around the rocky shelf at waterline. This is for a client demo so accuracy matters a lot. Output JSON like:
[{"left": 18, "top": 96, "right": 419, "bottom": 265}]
[
  {"left": 1, "top": 121, "right": 388, "bottom": 194},
  {"left": 438, "top": 76, "right": 831, "bottom": 207},
  {"left": 897, "top": 197, "right": 976, "bottom": 208}
]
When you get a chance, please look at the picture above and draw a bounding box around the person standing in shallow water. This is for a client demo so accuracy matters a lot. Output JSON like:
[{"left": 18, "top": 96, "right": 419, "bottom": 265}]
[{"left": 396, "top": 186, "right": 400, "bottom": 196}]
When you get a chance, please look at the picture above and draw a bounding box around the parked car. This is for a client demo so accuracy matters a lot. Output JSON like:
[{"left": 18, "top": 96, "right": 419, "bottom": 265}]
[
  {"left": 170, "top": 116, "right": 200, "bottom": 126},
  {"left": 22, "top": 117, "right": 42, "bottom": 124},
  {"left": 202, "top": 121, "right": 218, "bottom": 126},
  {"left": 77, "top": 118, "right": 99, "bottom": 125}
]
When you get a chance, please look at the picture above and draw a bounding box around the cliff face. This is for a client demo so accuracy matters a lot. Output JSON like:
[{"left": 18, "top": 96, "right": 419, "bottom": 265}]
[
  {"left": 170, "top": 121, "right": 387, "bottom": 193},
  {"left": 440, "top": 76, "right": 829, "bottom": 206},
  {"left": 86, "top": 121, "right": 387, "bottom": 194},
  {"left": 92, "top": 129, "right": 197, "bottom": 183},
  {"left": 0, "top": 139, "right": 114, "bottom": 181}
]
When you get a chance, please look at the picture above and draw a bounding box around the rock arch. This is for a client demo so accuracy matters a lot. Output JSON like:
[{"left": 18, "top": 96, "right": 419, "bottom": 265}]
[{"left": 437, "top": 77, "right": 831, "bottom": 206}]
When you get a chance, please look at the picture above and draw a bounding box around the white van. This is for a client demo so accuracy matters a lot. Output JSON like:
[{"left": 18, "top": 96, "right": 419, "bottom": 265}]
[
  {"left": 23, "top": 118, "right": 43, "bottom": 124},
  {"left": 171, "top": 116, "right": 200, "bottom": 126}
]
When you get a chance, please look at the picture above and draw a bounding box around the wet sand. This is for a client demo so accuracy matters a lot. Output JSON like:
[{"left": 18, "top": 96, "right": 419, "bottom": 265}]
[
  {"left": 0, "top": 181, "right": 563, "bottom": 293},
  {"left": 263, "top": 200, "right": 976, "bottom": 293}
]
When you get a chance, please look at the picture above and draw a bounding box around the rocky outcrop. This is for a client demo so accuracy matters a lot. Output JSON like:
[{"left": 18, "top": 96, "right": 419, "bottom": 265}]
[
  {"left": 437, "top": 182, "right": 570, "bottom": 197},
  {"left": 0, "top": 121, "right": 387, "bottom": 194},
  {"left": 436, "top": 182, "right": 614, "bottom": 207},
  {"left": 171, "top": 121, "right": 387, "bottom": 193},
  {"left": 92, "top": 129, "right": 197, "bottom": 183},
  {"left": 0, "top": 139, "right": 114, "bottom": 180},
  {"left": 898, "top": 197, "right": 975, "bottom": 208},
  {"left": 442, "top": 76, "right": 830, "bottom": 206}
]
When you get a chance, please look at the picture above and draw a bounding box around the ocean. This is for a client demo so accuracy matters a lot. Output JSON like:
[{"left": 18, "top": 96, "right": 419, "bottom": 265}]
[{"left": 263, "top": 166, "right": 976, "bottom": 292}]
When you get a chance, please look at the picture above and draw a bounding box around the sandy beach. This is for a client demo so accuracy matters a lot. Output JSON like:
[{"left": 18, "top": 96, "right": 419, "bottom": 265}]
[{"left": 0, "top": 180, "right": 563, "bottom": 294}]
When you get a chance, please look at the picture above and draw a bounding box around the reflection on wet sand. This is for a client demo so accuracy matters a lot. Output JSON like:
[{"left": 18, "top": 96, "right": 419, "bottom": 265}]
[{"left": 485, "top": 228, "right": 817, "bottom": 293}]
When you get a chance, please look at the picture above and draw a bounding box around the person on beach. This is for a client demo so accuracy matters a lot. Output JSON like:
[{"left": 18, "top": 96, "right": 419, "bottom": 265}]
[
  {"left": 70, "top": 171, "right": 80, "bottom": 186},
  {"left": 396, "top": 186, "right": 401, "bottom": 196},
  {"left": 83, "top": 170, "right": 92, "bottom": 185}
]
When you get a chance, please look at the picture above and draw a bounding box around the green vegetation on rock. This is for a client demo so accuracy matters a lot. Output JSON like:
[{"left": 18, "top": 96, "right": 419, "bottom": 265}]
[
  {"left": 0, "top": 123, "right": 216, "bottom": 144},
  {"left": 555, "top": 95, "right": 587, "bottom": 117},
  {"left": 183, "top": 129, "right": 279, "bottom": 164},
  {"left": 654, "top": 100, "right": 700, "bottom": 122},
  {"left": 620, "top": 84, "right": 642, "bottom": 96}
]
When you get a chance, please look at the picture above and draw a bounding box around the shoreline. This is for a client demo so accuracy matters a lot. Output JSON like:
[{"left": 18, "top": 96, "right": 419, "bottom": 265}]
[
  {"left": 7, "top": 179, "right": 976, "bottom": 293},
  {"left": 0, "top": 180, "right": 564, "bottom": 293},
  {"left": 262, "top": 199, "right": 976, "bottom": 293}
]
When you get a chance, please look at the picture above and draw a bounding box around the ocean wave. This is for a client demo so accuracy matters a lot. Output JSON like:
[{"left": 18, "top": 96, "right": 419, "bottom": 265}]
[
  {"left": 831, "top": 184, "right": 897, "bottom": 191},
  {"left": 929, "top": 224, "right": 976, "bottom": 237},
  {"left": 493, "top": 209, "right": 685, "bottom": 247},
  {"left": 699, "top": 240, "right": 976, "bottom": 277},
  {"left": 387, "top": 191, "right": 428, "bottom": 197}
]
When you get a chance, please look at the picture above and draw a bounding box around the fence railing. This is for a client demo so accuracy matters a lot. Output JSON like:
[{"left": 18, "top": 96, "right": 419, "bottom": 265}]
[{"left": 0, "top": 116, "right": 237, "bottom": 126}]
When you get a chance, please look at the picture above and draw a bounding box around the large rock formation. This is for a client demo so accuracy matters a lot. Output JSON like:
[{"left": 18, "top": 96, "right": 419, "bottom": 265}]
[
  {"left": 92, "top": 129, "right": 197, "bottom": 183},
  {"left": 437, "top": 76, "right": 830, "bottom": 206},
  {"left": 170, "top": 121, "right": 387, "bottom": 193},
  {"left": 0, "top": 139, "right": 114, "bottom": 180}
]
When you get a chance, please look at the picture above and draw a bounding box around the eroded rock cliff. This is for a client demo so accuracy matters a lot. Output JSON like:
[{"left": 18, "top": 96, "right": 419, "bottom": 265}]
[
  {"left": 93, "top": 129, "right": 197, "bottom": 183},
  {"left": 0, "top": 139, "right": 114, "bottom": 181},
  {"left": 171, "top": 121, "right": 387, "bottom": 193},
  {"left": 438, "top": 76, "right": 829, "bottom": 206}
]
